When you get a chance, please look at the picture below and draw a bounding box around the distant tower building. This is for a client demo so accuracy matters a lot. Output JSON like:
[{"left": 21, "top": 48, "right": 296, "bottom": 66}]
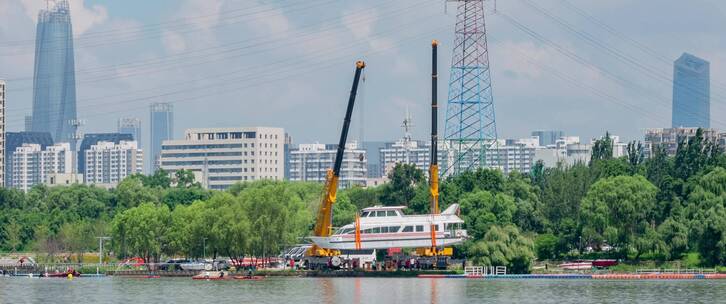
[
  {"left": 672, "top": 53, "right": 710, "bottom": 128},
  {"left": 5, "top": 132, "right": 54, "bottom": 188},
  {"left": 531, "top": 130, "right": 564, "bottom": 147},
  {"left": 0, "top": 80, "right": 5, "bottom": 186},
  {"left": 31, "top": 0, "right": 78, "bottom": 149},
  {"left": 150, "top": 103, "right": 173, "bottom": 172},
  {"left": 118, "top": 118, "right": 142, "bottom": 145},
  {"left": 84, "top": 141, "right": 143, "bottom": 186}
]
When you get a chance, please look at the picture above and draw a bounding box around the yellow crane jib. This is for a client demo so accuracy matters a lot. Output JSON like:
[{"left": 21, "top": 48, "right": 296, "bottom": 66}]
[{"left": 307, "top": 61, "right": 366, "bottom": 258}]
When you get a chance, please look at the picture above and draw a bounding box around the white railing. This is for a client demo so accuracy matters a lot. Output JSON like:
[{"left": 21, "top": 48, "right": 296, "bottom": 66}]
[{"left": 465, "top": 265, "right": 507, "bottom": 276}]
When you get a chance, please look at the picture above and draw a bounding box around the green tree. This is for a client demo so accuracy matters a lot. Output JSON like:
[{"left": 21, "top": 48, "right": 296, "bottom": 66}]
[
  {"left": 380, "top": 164, "right": 425, "bottom": 207},
  {"left": 114, "top": 177, "right": 158, "bottom": 210},
  {"left": 459, "top": 191, "right": 517, "bottom": 239},
  {"left": 467, "top": 225, "right": 535, "bottom": 274},
  {"left": 174, "top": 169, "right": 199, "bottom": 188},
  {"left": 3, "top": 219, "right": 23, "bottom": 252},
  {"left": 138, "top": 169, "right": 172, "bottom": 189},
  {"left": 111, "top": 203, "right": 171, "bottom": 262},
  {"left": 534, "top": 233, "right": 559, "bottom": 260},
  {"left": 626, "top": 141, "right": 645, "bottom": 174},
  {"left": 580, "top": 175, "right": 658, "bottom": 258},
  {"left": 590, "top": 131, "right": 613, "bottom": 163},
  {"left": 684, "top": 167, "right": 726, "bottom": 265}
]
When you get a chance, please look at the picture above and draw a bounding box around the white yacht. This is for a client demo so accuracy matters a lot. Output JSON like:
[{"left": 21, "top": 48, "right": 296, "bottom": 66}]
[{"left": 308, "top": 204, "right": 468, "bottom": 250}]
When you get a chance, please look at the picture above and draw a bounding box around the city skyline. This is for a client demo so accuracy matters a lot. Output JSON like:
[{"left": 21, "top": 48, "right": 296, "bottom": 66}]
[{"left": 1, "top": 1, "right": 726, "bottom": 146}]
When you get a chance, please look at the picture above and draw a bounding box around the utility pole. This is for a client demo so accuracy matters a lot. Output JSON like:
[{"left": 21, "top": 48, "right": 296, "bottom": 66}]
[{"left": 97, "top": 236, "right": 111, "bottom": 265}]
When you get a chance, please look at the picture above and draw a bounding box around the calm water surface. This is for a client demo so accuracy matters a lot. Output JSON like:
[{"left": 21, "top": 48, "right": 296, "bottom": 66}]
[{"left": 1, "top": 276, "right": 724, "bottom": 303}]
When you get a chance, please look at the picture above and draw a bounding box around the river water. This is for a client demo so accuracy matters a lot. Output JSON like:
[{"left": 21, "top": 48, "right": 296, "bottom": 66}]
[{"left": 1, "top": 276, "right": 724, "bottom": 303}]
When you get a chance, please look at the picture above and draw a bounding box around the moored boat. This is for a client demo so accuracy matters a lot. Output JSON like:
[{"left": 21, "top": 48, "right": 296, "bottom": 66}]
[
  {"left": 192, "top": 271, "right": 230, "bottom": 280},
  {"left": 308, "top": 204, "right": 468, "bottom": 250}
]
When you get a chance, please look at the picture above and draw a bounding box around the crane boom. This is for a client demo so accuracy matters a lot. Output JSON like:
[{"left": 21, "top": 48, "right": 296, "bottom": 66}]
[{"left": 308, "top": 61, "right": 366, "bottom": 257}]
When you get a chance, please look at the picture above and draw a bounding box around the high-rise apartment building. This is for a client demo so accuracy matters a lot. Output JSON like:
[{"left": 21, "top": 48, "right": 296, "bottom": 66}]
[
  {"left": 531, "top": 130, "right": 565, "bottom": 147},
  {"left": 84, "top": 141, "right": 143, "bottom": 186},
  {"left": 672, "top": 53, "right": 710, "bottom": 128},
  {"left": 289, "top": 143, "right": 367, "bottom": 188},
  {"left": 150, "top": 103, "right": 173, "bottom": 172},
  {"left": 11, "top": 143, "right": 73, "bottom": 192},
  {"left": 487, "top": 138, "right": 539, "bottom": 174},
  {"left": 160, "top": 127, "right": 285, "bottom": 190},
  {"left": 379, "top": 140, "right": 431, "bottom": 177},
  {"left": 31, "top": 0, "right": 78, "bottom": 148},
  {"left": 5, "top": 132, "right": 54, "bottom": 188},
  {"left": 77, "top": 133, "right": 134, "bottom": 175},
  {"left": 0, "top": 80, "right": 5, "bottom": 186}
]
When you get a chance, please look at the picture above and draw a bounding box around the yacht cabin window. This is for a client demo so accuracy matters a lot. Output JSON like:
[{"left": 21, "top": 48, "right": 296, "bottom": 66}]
[
  {"left": 376, "top": 211, "right": 386, "bottom": 217},
  {"left": 415, "top": 225, "right": 424, "bottom": 232},
  {"left": 386, "top": 210, "right": 397, "bottom": 217},
  {"left": 361, "top": 211, "right": 370, "bottom": 217},
  {"left": 402, "top": 226, "right": 414, "bottom": 232}
]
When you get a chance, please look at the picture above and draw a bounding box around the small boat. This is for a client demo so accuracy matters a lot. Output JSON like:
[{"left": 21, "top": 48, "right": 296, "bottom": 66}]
[
  {"left": 559, "top": 261, "right": 592, "bottom": 270},
  {"left": 592, "top": 259, "right": 618, "bottom": 268},
  {"left": 233, "top": 275, "right": 265, "bottom": 281},
  {"left": 192, "top": 271, "right": 230, "bottom": 280},
  {"left": 43, "top": 269, "right": 81, "bottom": 278}
]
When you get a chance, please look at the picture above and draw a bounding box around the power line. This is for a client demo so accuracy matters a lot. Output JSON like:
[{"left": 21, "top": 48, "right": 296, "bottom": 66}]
[
  {"left": 6, "top": 15, "right": 453, "bottom": 126},
  {"left": 496, "top": 11, "right": 726, "bottom": 128},
  {"left": 5, "top": 0, "right": 442, "bottom": 119}
]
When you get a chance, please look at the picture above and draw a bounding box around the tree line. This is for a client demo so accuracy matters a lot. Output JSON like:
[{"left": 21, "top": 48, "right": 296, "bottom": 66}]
[{"left": 2, "top": 129, "right": 726, "bottom": 272}]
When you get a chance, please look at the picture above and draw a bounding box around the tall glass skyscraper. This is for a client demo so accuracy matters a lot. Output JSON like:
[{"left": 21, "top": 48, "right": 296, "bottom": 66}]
[
  {"left": 150, "top": 103, "right": 174, "bottom": 173},
  {"left": 31, "top": 0, "right": 78, "bottom": 149},
  {"left": 672, "top": 53, "right": 710, "bottom": 128}
]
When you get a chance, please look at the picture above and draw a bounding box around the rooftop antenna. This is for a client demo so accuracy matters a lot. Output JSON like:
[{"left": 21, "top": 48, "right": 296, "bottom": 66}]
[{"left": 401, "top": 108, "right": 414, "bottom": 164}]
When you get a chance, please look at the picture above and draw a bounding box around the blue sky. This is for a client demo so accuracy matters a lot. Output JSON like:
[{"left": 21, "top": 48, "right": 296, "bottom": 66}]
[{"left": 1, "top": 0, "right": 725, "bottom": 147}]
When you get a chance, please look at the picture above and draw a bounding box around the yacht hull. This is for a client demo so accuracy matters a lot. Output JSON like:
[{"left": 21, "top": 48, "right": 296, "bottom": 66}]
[{"left": 309, "top": 232, "right": 466, "bottom": 250}]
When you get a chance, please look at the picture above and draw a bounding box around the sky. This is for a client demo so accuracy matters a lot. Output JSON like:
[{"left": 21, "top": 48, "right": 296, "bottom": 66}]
[{"left": 1, "top": 0, "right": 725, "bottom": 147}]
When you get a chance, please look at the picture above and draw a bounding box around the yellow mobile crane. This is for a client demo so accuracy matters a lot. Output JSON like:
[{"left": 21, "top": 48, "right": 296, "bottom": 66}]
[
  {"left": 415, "top": 40, "right": 454, "bottom": 260},
  {"left": 304, "top": 61, "right": 366, "bottom": 269}
]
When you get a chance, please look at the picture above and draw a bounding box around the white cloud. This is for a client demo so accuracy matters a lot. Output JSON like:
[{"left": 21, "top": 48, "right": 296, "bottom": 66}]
[{"left": 19, "top": 0, "right": 108, "bottom": 35}]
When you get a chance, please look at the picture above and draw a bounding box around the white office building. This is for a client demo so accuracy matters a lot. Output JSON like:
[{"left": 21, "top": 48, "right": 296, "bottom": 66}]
[
  {"left": 84, "top": 141, "right": 143, "bottom": 186},
  {"left": 11, "top": 143, "right": 73, "bottom": 192},
  {"left": 289, "top": 142, "right": 367, "bottom": 188},
  {"left": 486, "top": 138, "right": 539, "bottom": 174},
  {"left": 534, "top": 136, "right": 592, "bottom": 167},
  {"left": 160, "top": 127, "right": 285, "bottom": 190}
]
